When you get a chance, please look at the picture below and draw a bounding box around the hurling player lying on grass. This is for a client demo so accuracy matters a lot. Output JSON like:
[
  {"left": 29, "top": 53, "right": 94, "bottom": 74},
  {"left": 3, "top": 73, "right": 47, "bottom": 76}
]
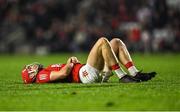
[{"left": 21, "top": 37, "right": 156, "bottom": 84}]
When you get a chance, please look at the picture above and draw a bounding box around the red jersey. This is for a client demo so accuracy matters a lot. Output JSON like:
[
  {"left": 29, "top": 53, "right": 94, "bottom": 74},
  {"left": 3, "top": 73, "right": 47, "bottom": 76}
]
[{"left": 36, "top": 63, "right": 84, "bottom": 83}]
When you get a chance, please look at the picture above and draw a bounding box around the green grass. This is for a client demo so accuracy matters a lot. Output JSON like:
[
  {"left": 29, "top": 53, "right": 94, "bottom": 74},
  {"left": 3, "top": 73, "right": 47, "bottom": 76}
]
[{"left": 0, "top": 53, "right": 180, "bottom": 111}]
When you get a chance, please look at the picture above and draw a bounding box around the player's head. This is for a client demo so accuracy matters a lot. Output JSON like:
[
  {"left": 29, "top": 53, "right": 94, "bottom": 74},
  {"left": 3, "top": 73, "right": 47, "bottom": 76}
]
[{"left": 21, "top": 62, "right": 43, "bottom": 84}]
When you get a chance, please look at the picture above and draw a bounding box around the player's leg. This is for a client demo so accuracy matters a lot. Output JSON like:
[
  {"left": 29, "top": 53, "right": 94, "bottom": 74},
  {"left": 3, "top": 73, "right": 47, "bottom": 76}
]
[
  {"left": 87, "top": 37, "right": 118, "bottom": 70},
  {"left": 101, "top": 38, "right": 131, "bottom": 82},
  {"left": 110, "top": 38, "right": 138, "bottom": 75},
  {"left": 101, "top": 38, "right": 136, "bottom": 82},
  {"left": 110, "top": 38, "right": 156, "bottom": 81},
  {"left": 80, "top": 37, "right": 118, "bottom": 83},
  {"left": 79, "top": 37, "right": 139, "bottom": 83}
]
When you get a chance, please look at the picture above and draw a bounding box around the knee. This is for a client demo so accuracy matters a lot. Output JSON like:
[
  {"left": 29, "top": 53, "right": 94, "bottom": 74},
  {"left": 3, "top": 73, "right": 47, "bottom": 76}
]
[
  {"left": 110, "top": 38, "right": 126, "bottom": 47},
  {"left": 98, "top": 37, "right": 109, "bottom": 45}
]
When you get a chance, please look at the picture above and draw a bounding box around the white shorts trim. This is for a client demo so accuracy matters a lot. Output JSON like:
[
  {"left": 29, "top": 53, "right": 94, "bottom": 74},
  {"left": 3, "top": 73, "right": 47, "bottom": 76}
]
[{"left": 79, "top": 64, "right": 100, "bottom": 83}]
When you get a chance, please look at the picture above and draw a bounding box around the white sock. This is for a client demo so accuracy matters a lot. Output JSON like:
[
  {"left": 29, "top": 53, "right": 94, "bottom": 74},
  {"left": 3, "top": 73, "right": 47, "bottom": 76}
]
[
  {"left": 113, "top": 69, "right": 126, "bottom": 79},
  {"left": 128, "top": 66, "right": 139, "bottom": 76}
]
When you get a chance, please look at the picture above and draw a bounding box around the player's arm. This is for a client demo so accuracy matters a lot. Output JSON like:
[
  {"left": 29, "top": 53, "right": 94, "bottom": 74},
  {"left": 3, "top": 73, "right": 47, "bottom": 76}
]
[{"left": 49, "top": 57, "right": 79, "bottom": 81}]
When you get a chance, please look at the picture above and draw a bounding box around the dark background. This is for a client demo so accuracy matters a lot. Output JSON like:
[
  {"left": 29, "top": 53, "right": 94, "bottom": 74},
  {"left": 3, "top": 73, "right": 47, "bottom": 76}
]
[{"left": 0, "top": 0, "right": 179, "bottom": 55}]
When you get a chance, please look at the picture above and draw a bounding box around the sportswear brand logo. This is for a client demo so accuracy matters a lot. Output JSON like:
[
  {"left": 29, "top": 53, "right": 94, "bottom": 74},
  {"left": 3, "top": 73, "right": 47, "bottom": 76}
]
[{"left": 82, "top": 70, "right": 88, "bottom": 77}]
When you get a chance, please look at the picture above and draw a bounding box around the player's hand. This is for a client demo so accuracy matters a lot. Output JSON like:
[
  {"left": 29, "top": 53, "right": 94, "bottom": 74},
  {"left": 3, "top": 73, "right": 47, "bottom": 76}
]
[{"left": 67, "top": 56, "right": 80, "bottom": 64}]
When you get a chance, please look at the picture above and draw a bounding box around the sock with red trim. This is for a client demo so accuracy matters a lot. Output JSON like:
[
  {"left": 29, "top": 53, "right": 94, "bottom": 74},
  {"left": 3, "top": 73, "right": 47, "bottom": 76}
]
[
  {"left": 111, "top": 64, "right": 126, "bottom": 79},
  {"left": 125, "top": 62, "right": 139, "bottom": 76}
]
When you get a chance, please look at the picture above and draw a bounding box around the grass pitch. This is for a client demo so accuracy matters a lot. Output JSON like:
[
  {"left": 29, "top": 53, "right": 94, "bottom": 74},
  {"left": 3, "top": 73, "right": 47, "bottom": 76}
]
[{"left": 0, "top": 53, "right": 180, "bottom": 111}]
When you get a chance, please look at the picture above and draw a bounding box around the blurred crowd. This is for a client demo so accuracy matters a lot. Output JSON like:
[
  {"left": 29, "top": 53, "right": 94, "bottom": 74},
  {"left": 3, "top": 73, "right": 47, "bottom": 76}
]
[{"left": 0, "top": 0, "right": 179, "bottom": 54}]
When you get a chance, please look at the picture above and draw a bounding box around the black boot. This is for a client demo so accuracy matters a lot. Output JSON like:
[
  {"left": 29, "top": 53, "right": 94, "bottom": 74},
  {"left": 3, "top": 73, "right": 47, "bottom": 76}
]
[
  {"left": 119, "top": 75, "right": 141, "bottom": 83},
  {"left": 133, "top": 71, "right": 157, "bottom": 81}
]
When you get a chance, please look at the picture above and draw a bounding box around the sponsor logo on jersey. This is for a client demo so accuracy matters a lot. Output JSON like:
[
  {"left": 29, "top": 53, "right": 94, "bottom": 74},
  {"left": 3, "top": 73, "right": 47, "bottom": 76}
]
[
  {"left": 51, "top": 64, "right": 62, "bottom": 68},
  {"left": 39, "top": 74, "right": 48, "bottom": 80}
]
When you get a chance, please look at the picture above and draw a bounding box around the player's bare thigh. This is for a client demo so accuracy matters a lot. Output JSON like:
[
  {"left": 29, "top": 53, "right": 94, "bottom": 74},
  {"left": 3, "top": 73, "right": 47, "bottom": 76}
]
[{"left": 86, "top": 37, "right": 108, "bottom": 71}]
